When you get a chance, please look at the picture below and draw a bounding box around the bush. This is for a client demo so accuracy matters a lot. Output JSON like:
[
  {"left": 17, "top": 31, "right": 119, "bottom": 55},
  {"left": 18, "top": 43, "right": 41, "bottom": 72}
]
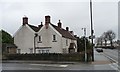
[{"left": 4, "top": 53, "right": 92, "bottom": 62}]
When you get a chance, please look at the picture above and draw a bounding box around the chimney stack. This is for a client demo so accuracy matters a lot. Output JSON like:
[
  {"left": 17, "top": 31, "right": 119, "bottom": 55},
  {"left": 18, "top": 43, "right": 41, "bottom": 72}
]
[
  {"left": 23, "top": 16, "right": 28, "bottom": 25},
  {"left": 74, "top": 35, "right": 77, "bottom": 38},
  {"left": 45, "top": 15, "right": 51, "bottom": 24},
  {"left": 58, "top": 20, "right": 62, "bottom": 28},
  {"left": 66, "top": 27, "right": 69, "bottom": 31},
  {"left": 45, "top": 15, "right": 50, "bottom": 29},
  {"left": 40, "top": 22, "right": 43, "bottom": 26},
  {"left": 70, "top": 31, "right": 74, "bottom": 35},
  {"left": 38, "top": 22, "right": 43, "bottom": 27}
]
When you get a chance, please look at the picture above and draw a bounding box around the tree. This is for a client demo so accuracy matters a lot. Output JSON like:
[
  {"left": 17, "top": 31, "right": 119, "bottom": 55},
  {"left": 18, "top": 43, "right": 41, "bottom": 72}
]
[
  {"left": 95, "top": 36, "right": 104, "bottom": 47},
  {"left": 0, "top": 30, "right": 13, "bottom": 44},
  {"left": 106, "top": 30, "right": 116, "bottom": 47},
  {"left": 95, "top": 37, "right": 101, "bottom": 47},
  {"left": 102, "top": 32, "right": 108, "bottom": 47},
  {"left": 77, "top": 36, "right": 92, "bottom": 52}
]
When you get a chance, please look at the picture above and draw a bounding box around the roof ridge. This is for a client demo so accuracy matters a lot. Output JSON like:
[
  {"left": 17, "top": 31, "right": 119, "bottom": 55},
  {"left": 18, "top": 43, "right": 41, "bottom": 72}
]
[
  {"left": 27, "top": 24, "right": 42, "bottom": 32},
  {"left": 27, "top": 24, "right": 38, "bottom": 28},
  {"left": 51, "top": 23, "right": 76, "bottom": 40}
]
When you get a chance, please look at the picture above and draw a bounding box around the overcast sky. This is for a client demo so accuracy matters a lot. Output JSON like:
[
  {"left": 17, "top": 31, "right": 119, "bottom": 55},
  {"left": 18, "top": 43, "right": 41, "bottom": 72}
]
[{"left": 0, "top": 0, "right": 119, "bottom": 40}]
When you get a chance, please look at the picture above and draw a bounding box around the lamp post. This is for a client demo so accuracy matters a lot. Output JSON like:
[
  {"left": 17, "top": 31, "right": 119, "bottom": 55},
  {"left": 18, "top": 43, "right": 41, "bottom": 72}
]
[
  {"left": 82, "top": 28, "right": 87, "bottom": 62},
  {"left": 90, "top": 0, "right": 94, "bottom": 61},
  {"left": 34, "top": 33, "right": 38, "bottom": 53}
]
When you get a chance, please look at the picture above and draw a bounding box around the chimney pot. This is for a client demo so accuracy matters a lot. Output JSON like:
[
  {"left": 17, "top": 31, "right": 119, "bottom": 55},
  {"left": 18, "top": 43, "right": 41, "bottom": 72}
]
[
  {"left": 66, "top": 27, "right": 69, "bottom": 31},
  {"left": 70, "top": 31, "right": 74, "bottom": 35},
  {"left": 38, "top": 22, "right": 43, "bottom": 27},
  {"left": 74, "top": 35, "right": 77, "bottom": 38},
  {"left": 58, "top": 20, "right": 62, "bottom": 28},
  {"left": 41, "top": 22, "right": 43, "bottom": 26}
]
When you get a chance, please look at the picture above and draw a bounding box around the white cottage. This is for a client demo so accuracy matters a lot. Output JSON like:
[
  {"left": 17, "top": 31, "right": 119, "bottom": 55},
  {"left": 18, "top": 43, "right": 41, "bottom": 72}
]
[{"left": 14, "top": 16, "right": 77, "bottom": 54}]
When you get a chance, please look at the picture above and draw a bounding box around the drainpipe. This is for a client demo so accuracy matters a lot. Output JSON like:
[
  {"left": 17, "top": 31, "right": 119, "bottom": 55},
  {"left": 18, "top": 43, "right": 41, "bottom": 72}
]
[{"left": 34, "top": 33, "right": 38, "bottom": 53}]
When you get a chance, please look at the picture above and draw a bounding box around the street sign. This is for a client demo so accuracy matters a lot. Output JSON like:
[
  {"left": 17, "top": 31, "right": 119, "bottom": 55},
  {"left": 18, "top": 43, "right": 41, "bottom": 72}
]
[{"left": 89, "top": 35, "right": 95, "bottom": 39}]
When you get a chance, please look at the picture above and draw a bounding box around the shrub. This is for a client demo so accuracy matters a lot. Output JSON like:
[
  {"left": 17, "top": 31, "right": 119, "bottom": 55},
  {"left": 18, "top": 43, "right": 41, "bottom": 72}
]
[{"left": 4, "top": 53, "right": 92, "bottom": 62}]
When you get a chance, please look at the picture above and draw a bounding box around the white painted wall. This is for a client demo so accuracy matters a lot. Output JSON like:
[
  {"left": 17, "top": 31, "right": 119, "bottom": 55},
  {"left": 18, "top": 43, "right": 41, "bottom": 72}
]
[
  {"left": 62, "top": 38, "right": 77, "bottom": 53},
  {"left": 14, "top": 24, "right": 77, "bottom": 54},
  {"left": 36, "top": 24, "right": 63, "bottom": 53},
  {"left": 14, "top": 24, "right": 35, "bottom": 54}
]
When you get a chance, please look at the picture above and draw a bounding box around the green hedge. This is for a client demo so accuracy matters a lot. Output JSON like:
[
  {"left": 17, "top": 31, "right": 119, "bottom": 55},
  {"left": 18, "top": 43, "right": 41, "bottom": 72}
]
[{"left": 4, "top": 53, "right": 92, "bottom": 62}]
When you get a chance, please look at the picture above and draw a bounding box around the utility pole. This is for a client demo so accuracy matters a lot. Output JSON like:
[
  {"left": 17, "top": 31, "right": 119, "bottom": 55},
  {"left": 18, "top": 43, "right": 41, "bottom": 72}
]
[
  {"left": 90, "top": 0, "right": 94, "bottom": 61},
  {"left": 82, "top": 28, "right": 87, "bottom": 62}
]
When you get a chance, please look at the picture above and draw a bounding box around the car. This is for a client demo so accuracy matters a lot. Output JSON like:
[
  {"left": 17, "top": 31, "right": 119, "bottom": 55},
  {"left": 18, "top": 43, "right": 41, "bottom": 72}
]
[{"left": 96, "top": 48, "right": 103, "bottom": 52}]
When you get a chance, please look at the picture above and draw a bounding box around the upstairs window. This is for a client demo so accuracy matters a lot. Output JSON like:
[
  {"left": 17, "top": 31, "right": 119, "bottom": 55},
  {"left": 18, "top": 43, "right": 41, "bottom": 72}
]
[
  {"left": 38, "top": 36, "right": 42, "bottom": 43},
  {"left": 52, "top": 35, "right": 57, "bottom": 42},
  {"left": 66, "top": 39, "right": 68, "bottom": 46}
]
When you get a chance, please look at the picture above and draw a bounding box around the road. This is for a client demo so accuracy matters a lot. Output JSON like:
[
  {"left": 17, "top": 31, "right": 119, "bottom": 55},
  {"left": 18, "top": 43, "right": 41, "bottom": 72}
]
[
  {"left": 1, "top": 49, "right": 119, "bottom": 72},
  {"left": 103, "top": 49, "right": 119, "bottom": 71}
]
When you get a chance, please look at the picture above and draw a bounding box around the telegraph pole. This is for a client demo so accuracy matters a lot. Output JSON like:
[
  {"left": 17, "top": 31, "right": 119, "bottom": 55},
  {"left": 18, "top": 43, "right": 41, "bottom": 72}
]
[{"left": 90, "top": 0, "right": 94, "bottom": 61}]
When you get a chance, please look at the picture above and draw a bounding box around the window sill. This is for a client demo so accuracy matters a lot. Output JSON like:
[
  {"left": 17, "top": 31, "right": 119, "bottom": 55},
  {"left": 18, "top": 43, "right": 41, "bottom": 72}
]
[
  {"left": 38, "top": 41, "right": 42, "bottom": 43},
  {"left": 52, "top": 40, "right": 57, "bottom": 42}
]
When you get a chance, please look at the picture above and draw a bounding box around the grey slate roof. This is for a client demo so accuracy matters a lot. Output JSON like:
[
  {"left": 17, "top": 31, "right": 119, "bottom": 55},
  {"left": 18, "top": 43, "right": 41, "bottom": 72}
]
[{"left": 27, "top": 24, "right": 76, "bottom": 40}]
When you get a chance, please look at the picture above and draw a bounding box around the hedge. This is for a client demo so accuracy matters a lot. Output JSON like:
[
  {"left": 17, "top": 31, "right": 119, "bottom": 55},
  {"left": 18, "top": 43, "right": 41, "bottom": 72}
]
[{"left": 3, "top": 53, "right": 92, "bottom": 62}]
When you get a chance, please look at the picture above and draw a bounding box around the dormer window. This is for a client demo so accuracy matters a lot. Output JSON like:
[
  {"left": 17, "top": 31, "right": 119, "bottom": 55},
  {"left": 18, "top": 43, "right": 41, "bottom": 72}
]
[{"left": 52, "top": 35, "right": 57, "bottom": 42}]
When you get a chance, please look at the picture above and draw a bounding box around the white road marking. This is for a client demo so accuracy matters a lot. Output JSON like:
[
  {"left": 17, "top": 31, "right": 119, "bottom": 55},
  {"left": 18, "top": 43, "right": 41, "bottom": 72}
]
[
  {"left": 30, "top": 64, "right": 68, "bottom": 68},
  {"left": 103, "top": 52, "right": 119, "bottom": 71},
  {"left": 103, "top": 53, "right": 118, "bottom": 63},
  {"left": 59, "top": 65, "right": 68, "bottom": 67}
]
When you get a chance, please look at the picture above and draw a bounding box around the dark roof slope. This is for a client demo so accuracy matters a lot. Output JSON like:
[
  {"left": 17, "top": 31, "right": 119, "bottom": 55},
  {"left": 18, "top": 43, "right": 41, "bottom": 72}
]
[
  {"left": 2, "top": 43, "right": 17, "bottom": 49},
  {"left": 27, "top": 24, "right": 43, "bottom": 32},
  {"left": 51, "top": 24, "right": 76, "bottom": 40},
  {"left": 27, "top": 24, "right": 76, "bottom": 40}
]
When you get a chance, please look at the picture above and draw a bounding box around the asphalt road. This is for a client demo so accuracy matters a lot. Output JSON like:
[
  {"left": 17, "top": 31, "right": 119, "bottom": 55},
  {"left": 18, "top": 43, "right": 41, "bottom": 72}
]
[
  {"left": 103, "top": 49, "right": 118, "bottom": 62},
  {"left": 1, "top": 49, "right": 119, "bottom": 72},
  {"left": 102, "top": 49, "right": 119, "bottom": 71}
]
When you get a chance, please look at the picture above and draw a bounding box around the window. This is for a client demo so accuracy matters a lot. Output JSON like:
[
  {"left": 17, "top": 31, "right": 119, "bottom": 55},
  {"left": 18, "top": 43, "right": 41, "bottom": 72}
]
[
  {"left": 46, "top": 50, "right": 49, "bottom": 53},
  {"left": 38, "top": 50, "right": 41, "bottom": 53},
  {"left": 38, "top": 36, "right": 42, "bottom": 43},
  {"left": 42, "top": 50, "right": 45, "bottom": 53},
  {"left": 66, "top": 39, "right": 68, "bottom": 46},
  {"left": 38, "top": 49, "right": 50, "bottom": 53},
  {"left": 63, "top": 48, "right": 67, "bottom": 53},
  {"left": 17, "top": 49, "right": 21, "bottom": 54},
  {"left": 53, "top": 35, "right": 57, "bottom": 42}
]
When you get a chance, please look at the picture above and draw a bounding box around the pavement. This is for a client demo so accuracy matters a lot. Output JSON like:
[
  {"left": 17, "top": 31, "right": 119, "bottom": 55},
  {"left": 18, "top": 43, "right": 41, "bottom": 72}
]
[{"left": 91, "top": 49, "right": 111, "bottom": 65}]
